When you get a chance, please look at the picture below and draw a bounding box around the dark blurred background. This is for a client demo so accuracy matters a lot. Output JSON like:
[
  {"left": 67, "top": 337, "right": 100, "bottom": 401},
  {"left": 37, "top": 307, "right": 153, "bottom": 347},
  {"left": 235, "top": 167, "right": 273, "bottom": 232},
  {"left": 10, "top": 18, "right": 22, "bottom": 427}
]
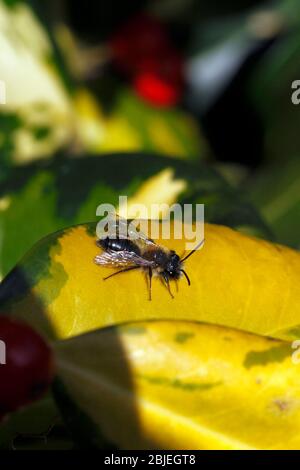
[{"left": 44, "top": 0, "right": 289, "bottom": 169}]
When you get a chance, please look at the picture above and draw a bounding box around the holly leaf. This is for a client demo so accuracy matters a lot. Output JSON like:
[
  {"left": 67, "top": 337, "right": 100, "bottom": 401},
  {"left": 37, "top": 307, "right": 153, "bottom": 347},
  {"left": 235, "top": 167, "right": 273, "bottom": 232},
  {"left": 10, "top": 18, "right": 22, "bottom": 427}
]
[
  {"left": 53, "top": 320, "right": 300, "bottom": 449},
  {"left": 0, "top": 220, "right": 298, "bottom": 341}
]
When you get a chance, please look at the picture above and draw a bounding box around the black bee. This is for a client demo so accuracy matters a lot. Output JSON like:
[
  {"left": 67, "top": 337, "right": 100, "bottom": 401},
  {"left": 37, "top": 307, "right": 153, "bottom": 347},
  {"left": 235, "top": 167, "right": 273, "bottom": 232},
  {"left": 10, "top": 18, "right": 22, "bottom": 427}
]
[{"left": 94, "top": 215, "right": 204, "bottom": 300}]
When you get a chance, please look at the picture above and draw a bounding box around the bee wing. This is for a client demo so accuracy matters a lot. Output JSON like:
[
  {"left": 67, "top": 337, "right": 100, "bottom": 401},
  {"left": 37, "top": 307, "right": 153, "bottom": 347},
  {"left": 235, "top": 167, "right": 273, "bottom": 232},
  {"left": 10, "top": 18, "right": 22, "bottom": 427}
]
[
  {"left": 94, "top": 249, "right": 156, "bottom": 268},
  {"left": 101, "top": 213, "right": 156, "bottom": 246}
]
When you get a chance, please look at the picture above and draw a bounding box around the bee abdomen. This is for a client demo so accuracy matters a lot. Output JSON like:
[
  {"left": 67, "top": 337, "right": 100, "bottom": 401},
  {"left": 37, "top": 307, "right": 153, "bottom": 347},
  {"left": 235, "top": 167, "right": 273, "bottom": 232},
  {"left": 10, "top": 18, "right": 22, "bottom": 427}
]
[{"left": 98, "top": 237, "right": 141, "bottom": 255}]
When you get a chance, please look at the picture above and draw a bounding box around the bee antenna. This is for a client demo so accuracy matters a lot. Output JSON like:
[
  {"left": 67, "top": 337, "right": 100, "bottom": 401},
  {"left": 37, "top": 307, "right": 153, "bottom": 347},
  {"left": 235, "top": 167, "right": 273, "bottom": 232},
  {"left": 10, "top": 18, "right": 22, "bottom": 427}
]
[
  {"left": 180, "top": 269, "right": 191, "bottom": 286},
  {"left": 180, "top": 238, "right": 205, "bottom": 262}
]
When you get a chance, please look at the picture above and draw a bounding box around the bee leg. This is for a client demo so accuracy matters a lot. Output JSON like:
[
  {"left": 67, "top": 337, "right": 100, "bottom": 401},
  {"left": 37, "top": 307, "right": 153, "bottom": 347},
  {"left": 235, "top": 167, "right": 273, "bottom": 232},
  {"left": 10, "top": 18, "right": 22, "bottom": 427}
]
[
  {"left": 166, "top": 280, "right": 174, "bottom": 299},
  {"left": 148, "top": 268, "right": 153, "bottom": 301},
  {"left": 162, "top": 273, "right": 174, "bottom": 299},
  {"left": 103, "top": 266, "right": 139, "bottom": 280}
]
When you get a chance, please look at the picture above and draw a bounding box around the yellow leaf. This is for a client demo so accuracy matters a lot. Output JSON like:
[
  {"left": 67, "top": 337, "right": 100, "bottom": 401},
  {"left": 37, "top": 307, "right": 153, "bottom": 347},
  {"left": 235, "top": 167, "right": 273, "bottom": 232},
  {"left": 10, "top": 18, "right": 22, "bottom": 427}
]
[
  {"left": 1, "top": 222, "right": 300, "bottom": 341},
  {"left": 55, "top": 320, "right": 300, "bottom": 449},
  {"left": 118, "top": 168, "right": 187, "bottom": 219}
]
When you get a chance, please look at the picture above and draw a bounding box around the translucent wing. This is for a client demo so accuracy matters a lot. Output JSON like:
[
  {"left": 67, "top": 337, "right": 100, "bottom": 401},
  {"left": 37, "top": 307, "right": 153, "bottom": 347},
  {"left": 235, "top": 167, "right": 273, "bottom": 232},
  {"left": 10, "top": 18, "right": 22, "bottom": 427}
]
[
  {"left": 99, "top": 213, "right": 156, "bottom": 246},
  {"left": 94, "top": 249, "right": 156, "bottom": 268}
]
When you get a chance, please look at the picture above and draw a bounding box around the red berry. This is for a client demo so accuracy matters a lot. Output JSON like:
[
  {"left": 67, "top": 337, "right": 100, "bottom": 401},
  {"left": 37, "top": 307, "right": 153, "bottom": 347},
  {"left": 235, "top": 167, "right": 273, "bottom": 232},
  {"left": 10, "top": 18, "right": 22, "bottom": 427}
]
[
  {"left": 0, "top": 316, "right": 54, "bottom": 416},
  {"left": 132, "top": 44, "right": 184, "bottom": 107},
  {"left": 133, "top": 72, "right": 181, "bottom": 107},
  {"left": 109, "top": 12, "right": 185, "bottom": 107}
]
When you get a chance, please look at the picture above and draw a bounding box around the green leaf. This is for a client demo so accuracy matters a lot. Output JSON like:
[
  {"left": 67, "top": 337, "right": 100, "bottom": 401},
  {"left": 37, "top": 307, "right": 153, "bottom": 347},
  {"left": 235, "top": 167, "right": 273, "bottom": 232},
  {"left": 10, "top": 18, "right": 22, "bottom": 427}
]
[
  {"left": 248, "top": 156, "right": 300, "bottom": 249},
  {"left": 108, "top": 88, "right": 205, "bottom": 161},
  {"left": 0, "top": 395, "right": 72, "bottom": 450}
]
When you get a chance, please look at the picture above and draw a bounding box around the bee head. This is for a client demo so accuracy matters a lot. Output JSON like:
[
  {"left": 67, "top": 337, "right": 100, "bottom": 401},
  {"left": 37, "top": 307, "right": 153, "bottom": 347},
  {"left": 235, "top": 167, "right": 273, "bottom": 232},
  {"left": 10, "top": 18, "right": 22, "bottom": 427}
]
[{"left": 164, "top": 251, "right": 182, "bottom": 279}]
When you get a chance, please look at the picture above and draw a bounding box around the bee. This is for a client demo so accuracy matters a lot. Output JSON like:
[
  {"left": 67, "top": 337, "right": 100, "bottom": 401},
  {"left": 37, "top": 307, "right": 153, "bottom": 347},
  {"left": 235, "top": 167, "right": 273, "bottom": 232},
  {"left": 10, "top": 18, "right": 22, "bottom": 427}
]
[{"left": 94, "top": 215, "right": 204, "bottom": 300}]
